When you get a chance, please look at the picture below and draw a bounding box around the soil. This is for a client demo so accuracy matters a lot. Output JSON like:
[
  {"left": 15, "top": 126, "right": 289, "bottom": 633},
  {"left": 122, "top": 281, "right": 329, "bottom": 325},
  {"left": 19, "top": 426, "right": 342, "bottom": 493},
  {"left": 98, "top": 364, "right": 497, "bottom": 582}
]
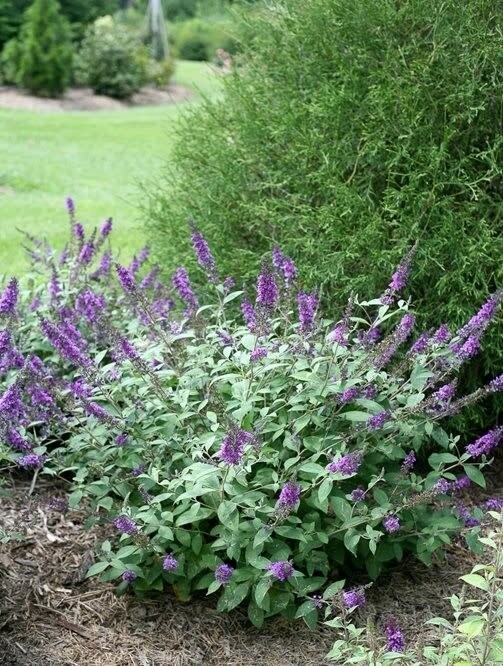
[
  {"left": 0, "top": 85, "right": 193, "bottom": 112},
  {"left": 0, "top": 475, "right": 496, "bottom": 666}
]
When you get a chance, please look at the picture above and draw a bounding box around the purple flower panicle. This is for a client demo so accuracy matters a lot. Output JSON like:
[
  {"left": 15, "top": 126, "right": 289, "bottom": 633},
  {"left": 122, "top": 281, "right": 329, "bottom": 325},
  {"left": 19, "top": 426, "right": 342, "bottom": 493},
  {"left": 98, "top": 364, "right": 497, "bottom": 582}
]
[
  {"left": 342, "top": 587, "right": 366, "bottom": 609},
  {"left": 350, "top": 486, "right": 366, "bottom": 502},
  {"left": 191, "top": 225, "right": 217, "bottom": 281},
  {"left": 466, "top": 428, "right": 503, "bottom": 459},
  {"left": 17, "top": 453, "right": 45, "bottom": 468},
  {"left": 256, "top": 267, "right": 279, "bottom": 308},
  {"left": 251, "top": 347, "right": 268, "bottom": 362},
  {"left": 122, "top": 570, "right": 137, "bottom": 583},
  {"left": 326, "top": 453, "right": 361, "bottom": 476},
  {"left": 385, "top": 620, "right": 405, "bottom": 653},
  {"left": 172, "top": 267, "right": 199, "bottom": 315},
  {"left": 163, "top": 554, "right": 179, "bottom": 571},
  {"left": 218, "top": 428, "right": 255, "bottom": 465},
  {"left": 277, "top": 482, "right": 301, "bottom": 509},
  {"left": 401, "top": 451, "right": 416, "bottom": 473},
  {"left": 367, "top": 410, "right": 391, "bottom": 430},
  {"left": 113, "top": 515, "right": 137, "bottom": 535},
  {"left": 267, "top": 560, "right": 294, "bottom": 581},
  {"left": 0, "top": 278, "right": 18, "bottom": 316},
  {"left": 215, "top": 564, "right": 234, "bottom": 585},
  {"left": 297, "top": 291, "right": 318, "bottom": 333},
  {"left": 383, "top": 514, "right": 400, "bottom": 534}
]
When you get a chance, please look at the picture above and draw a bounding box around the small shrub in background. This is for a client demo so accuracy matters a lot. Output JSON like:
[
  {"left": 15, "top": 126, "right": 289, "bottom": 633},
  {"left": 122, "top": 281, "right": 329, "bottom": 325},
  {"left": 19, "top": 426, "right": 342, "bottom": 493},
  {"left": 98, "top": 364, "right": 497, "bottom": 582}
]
[
  {"left": 1, "top": 206, "right": 502, "bottom": 626},
  {"left": 147, "top": 56, "right": 176, "bottom": 88},
  {"left": 75, "top": 15, "right": 148, "bottom": 99},
  {"left": 0, "top": 36, "right": 22, "bottom": 84},
  {"left": 146, "top": 0, "right": 502, "bottom": 433},
  {"left": 171, "top": 16, "right": 236, "bottom": 61},
  {"left": 10, "top": 0, "right": 73, "bottom": 97}
]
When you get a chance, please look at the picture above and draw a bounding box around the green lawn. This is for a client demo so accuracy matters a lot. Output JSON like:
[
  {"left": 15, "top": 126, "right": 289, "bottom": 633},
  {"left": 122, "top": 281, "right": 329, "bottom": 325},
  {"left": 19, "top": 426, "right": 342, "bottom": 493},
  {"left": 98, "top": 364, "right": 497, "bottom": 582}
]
[{"left": 0, "top": 61, "right": 219, "bottom": 277}]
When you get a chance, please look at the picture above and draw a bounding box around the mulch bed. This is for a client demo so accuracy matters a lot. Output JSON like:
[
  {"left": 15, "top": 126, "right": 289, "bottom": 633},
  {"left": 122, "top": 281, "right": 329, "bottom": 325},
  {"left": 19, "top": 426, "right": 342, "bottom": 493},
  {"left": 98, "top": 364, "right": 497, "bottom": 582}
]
[
  {"left": 0, "top": 469, "right": 499, "bottom": 666},
  {"left": 0, "top": 84, "right": 193, "bottom": 112}
]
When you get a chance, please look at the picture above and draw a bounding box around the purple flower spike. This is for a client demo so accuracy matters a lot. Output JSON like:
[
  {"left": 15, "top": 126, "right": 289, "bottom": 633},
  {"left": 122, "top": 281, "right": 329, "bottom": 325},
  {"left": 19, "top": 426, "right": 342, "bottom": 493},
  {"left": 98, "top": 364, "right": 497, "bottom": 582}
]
[
  {"left": 484, "top": 498, "right": 503, "bottom": 511},
  {"left": 17, "top": 453, "right": 45, "bottom": 469},
  {"left": 100, "top": 218, "right": 113, "bottom": 238},
  {"left": 488, "top": 374, "right": 503, "bottom": 393},
  {"left": 191, "top": 225, "right": 217, "bottom": 281},
  {"left": 381, "top": 245, "right": 416, "bottom": 304},
  {"left": 342, "top": 587, "right": 366, "bottom": 609},
  {"left": 66, "top": 196, "right": 75, "bottom": 217},
  {"left": 367, "top": 410, "right": 391, "bottom": 430},
  {"left": 277, "top": 482, "right": 301, "bottom": 509},
  {"left": 122, "top": 570, "right": 137, "bottom": 583},
  {"left": 116, "top": 264, "right": 136, "bottom": 293},
  {"left": 0, "top": 278, "right": 18, "bottom": 316},
  {"left": 131, "top": 465, "right": 145, "bottom": 477},
  {"left": 163, "top": 554, "right": 179, "bottom": 571},
  {"left": 73, "top": 223, "right": 85, "bottom": 243},
  {"left": 172, "top": 267, "right": 199, "bottom": 315},
  {"left": 297, "top": 291, "right": 318, "bottom": 334},
  {"left": 251, "top": 347, "right": 268, "bottom": 362},
  {"left": 267, "top": 560, "right": 294, "bottom": 582},
  {"left": 340, "top": 387, "right": 359, "bottom": 404},
  {"left": 256, "top": 267, "right": 279, "bottom": 309},
  {"left": 410, "top": 332, "right": 429, "bottom": 355},
  {"left": 401, "top": 451, "right": 416, "bottom": 472},
  {"left": 383, "top": 514, "right": 400, "bottom": 533},
  {"left": 433, "top": 382, "right": 456, "bottom": 403},
  {"left": 215, "top": 564, "right": 234, "bottom": 585},
  {"left": 329, "top": 323, "right": 349, "bottom": 346},
  {"left": 115, "top": 433, "right": 128, "bottom": 447},
  {"left": 218, "top": 428, "right": 255, "bottom": 465},
  {"left": 326, "top": 452, "right": 361, "bottom": 476},
  {"left": 466, "top": 427, "right": 503, "bottom": 459},
  {"left": 432, "top": 324, "right": 451, "bottom": 344},
  {"left": 385, "top": 620, "right": 405, "bottom": 653},
  {"left": 113, "top": 515, "right": 137, "bottom": 535},
  {"left": 241, "top": 299, "right": 256, "bottom": 331},
  {"left": 79, "top": 241, "right": 94, "bottom": 265}
]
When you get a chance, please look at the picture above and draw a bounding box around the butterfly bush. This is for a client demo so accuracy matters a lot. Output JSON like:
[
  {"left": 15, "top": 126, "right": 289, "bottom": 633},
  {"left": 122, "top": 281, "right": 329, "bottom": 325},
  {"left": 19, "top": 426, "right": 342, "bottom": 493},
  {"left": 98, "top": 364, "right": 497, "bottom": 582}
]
[{"left": 0, "top": 201, "right": 502, "bottom": 626}]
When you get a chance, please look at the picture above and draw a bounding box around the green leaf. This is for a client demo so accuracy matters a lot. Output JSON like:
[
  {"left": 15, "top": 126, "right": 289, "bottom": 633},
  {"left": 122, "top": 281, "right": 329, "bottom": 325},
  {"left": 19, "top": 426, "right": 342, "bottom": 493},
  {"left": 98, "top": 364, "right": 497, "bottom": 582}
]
[
  {"left": 331, "top": 497, "right": 352, "bottom": 521},
  {"left": 217, "top": 501, "right": 239, "bottom": 530},
  {"left": 462, "top": 464, "right": 486, "bottom": 488},
  {"left": 298, "top": 462, "right": 325, "bottom": 475},
  {"left": 344, "top": 529, "right": 360, "bottom": 556},
  {"left": 428, "top": 452, "right": 459, "bottom": 469},
  {"left": 217, "top": 582, "right": 250, "bottom": 612},
  {"left": 459, "top": 573, "right": 489, "bottom": 591},
  {"left": 343, "top": 411, "right": 370, "bottom": 422},
  {"left": 458, "top": 619, "right": 485, "bottom": 638},
  {"left": 247, "top": 601, "right": 265, "bottom": 628},
  {"left": 318, "top": 477, "right": 333, "bottom": 503},
  {"left": 254, "top": 578, "right": 271, "bottom": 608},
  {"left": 68, "top": 489, "right": 83, "bottom": 509},
  {"left": 253, "top": 526, "right": 272, "bottom": 550},
  {"left": 85, "top": 561, "right": 110, "bottom": 577},
  {"left": 294, "top": 599, "right": 315, "bottom": 619},
  {"left": 322, "top": 580, "right": 345, "bottom": 599}
]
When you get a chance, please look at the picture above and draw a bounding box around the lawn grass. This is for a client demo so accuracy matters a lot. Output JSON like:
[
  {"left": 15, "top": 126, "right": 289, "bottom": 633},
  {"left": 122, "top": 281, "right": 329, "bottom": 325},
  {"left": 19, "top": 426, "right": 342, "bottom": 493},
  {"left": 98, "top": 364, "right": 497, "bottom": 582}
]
[{"left": 0, "top": 60, "right": 220, "bottom": 277}]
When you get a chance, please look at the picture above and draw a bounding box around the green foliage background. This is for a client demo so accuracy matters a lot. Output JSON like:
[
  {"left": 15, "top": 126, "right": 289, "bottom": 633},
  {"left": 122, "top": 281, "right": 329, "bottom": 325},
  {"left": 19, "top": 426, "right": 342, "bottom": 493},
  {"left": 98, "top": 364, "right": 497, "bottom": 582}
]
[{"left": 145, "top": 0, "right": 503, "bottom": 430}]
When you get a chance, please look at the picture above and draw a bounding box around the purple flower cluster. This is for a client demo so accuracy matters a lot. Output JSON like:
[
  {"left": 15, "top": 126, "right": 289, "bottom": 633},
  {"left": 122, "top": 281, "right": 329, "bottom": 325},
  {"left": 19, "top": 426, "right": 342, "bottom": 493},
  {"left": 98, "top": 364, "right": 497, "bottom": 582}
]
[
  {"left": 385, "top": 620, "right": 405, "bottom": 653},
  {"left": 215, "top": 563, "right": 234, "bottom": 585},
  {"left": 0, "top": 278, "right": 18, "bottom": 316},
  {"left": 381, "top": 245, "right": 416, "bottom": 304},
  {"left": 79, "top": 241, "right": 95, "bottom": 265},
  {"left": 277, "top": 481, "right": 301, "bottom": 509},
  {"left": 241, "top": 299, "right": 256, "bottom": 331},
  {"left": 350, "top": 486, "right": 366, "bottom": 502},
  {"left": 484, "top": 498, "right": 503, "bottom": 511},
  {"left": 75, "top": 290, "right": 106, "bottom": 324},
  {"left": 256, "top": 267, "right": 279, "bottom": 309},
  {"left": 115, "top": 433, "right": 128, "bottom": 447},
  {"left": 172, "top": 267, "right": 199, "bottom": 315},
  {"left": 17, "top": 453, "right": 45, "bottom": 468},
  {"left": 328, "top": 323, "right": 349, "bottom": 346},
  {"left": 326, "top": 452, "right": 361, "bottom": 476},
  {"left": 401, "top": 451, "right": 416, "bottom": 473},
  {"left": 250, "top": 346, "right": 268, "bottom": 362},
  {"left": 163, "top": 554, "right": 179, "bottom": 571},
  {"left": 297, "top": 291, "right": 318, "bottom": 334},
  {"left": 432, "top": 382, "right": 456, "bottom": 404},
  {"left": 465, "top": 427, "right": 503, "bottom": 459},
  {"left": 272, "top": 246, "right": 297, "bottom": 287},
  {"left": 100, "top": 218, "right": 112, "bottom": 239},
  {"left": 267, "top": 560, "right": 294, "bottom": 581},
  {"left": 217, "top": 330, "right": 234, "bottom": 347},
  {"left": 488, "top": 374, "right": 503, "bottom": 393},
  {"left": 342, "top": 587, "right": 366, "bottom": 609},
  {"left": 367, "top": 410, "right": 391, "bottom": 430},
  {"left": 218, "top": 428, "right": 255, "bottom": 465},
  {"left": 382, "top": 514, "right": 400, "bottom": 533},
  {"left": 456, "top": 504, "right": 480, "bottom": 528},
  {"left": 191, "top": 226, "right": 217, "bottom": 281},
  {"left": 66, "top": 196, "right": 75, "bottom": 217},
  {"left": 339, "top": 387, "right": 359, "bottom": 404},
  {"left": 116, "top": 264, "right": 136, "bottom": 293},
  {"left": 122, "top": 570, "right": 137, "bottom": 583},
  {"left": 435, "top": 476, "right": 471, "bottom": 494},
  {"left": 113, "top": 515, "right": 137, "bottom": 535}
]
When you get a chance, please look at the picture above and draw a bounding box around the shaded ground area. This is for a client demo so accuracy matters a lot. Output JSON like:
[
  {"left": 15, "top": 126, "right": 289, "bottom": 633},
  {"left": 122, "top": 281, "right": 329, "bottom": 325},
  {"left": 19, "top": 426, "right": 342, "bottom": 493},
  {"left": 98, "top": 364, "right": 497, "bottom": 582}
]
[
  {"left": 0, "top": 85, "right": 192, "bottom": 112},
  {"left": 0, "top": 475, "right": 497, "bottom": 666}
]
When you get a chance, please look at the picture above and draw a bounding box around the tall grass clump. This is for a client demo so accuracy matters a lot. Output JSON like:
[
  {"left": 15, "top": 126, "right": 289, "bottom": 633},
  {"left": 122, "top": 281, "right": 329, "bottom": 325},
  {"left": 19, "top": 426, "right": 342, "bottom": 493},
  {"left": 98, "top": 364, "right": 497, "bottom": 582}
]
[{"left": 145, "top": 0, "right": 502, "bottom": 431}]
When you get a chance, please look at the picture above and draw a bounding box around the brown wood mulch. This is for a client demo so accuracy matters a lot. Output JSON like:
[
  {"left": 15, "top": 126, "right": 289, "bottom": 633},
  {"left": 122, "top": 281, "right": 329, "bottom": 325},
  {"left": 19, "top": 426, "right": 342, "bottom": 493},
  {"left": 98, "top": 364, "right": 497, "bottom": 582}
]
[{"left": 0, "top": 468, "right": 499, "bottom": 666}]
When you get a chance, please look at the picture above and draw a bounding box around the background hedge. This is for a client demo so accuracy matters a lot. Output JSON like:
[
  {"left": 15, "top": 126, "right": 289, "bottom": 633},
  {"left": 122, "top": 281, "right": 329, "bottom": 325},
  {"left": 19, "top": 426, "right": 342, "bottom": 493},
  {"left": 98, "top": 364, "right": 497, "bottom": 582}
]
[{"left": 145, "top": 0, "right": 502, "bottom": 431}]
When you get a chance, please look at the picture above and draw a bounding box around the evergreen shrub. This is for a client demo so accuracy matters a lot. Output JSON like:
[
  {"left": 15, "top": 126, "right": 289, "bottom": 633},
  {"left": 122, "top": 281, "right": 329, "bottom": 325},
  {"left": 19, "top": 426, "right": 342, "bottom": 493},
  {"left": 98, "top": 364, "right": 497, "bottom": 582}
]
[
  {"left": 12, "top": 0, "right": 73, "bottom": 97},
  {"left": 145, "top": 0, "right": 503, "bottom": 429}
]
